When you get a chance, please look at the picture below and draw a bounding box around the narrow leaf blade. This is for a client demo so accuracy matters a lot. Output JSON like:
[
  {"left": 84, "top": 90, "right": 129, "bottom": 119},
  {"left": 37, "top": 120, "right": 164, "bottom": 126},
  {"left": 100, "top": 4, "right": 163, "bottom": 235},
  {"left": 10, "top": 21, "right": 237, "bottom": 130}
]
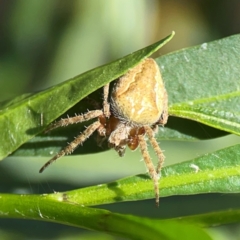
[
  {"left": 0, "top": 194, "right": 211, "bottom": 240},
  {"left": 0, "top": 32, "right": 175, "bottom": 160},
  {"left": 52, "top": 144, "right": 240, "bottom": 206},
  {"left": 158, "top": 34, "right": 240, "bottom": 136}
]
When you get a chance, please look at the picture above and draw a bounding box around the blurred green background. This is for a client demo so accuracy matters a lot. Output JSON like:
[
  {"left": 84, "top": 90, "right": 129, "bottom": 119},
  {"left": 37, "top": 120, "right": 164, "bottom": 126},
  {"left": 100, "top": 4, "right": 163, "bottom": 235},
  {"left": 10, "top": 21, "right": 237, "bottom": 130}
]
[{"left": 0, "top": 1, "right": 240, "bottom": 239}]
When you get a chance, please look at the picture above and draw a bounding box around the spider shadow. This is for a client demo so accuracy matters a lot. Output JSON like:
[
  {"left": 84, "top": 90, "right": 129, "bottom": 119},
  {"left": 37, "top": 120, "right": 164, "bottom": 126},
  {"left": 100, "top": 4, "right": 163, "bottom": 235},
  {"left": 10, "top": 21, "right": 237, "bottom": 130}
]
[{"left": 106, "top": 174, "right": 150, "bottom": 202}]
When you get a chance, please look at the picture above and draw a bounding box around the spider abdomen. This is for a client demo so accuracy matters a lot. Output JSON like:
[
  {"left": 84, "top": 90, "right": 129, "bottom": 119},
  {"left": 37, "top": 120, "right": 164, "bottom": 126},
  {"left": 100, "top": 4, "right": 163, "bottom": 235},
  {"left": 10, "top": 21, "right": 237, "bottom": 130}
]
[{"left": 111, "top": 58, "right": 167, "bottom": 125}]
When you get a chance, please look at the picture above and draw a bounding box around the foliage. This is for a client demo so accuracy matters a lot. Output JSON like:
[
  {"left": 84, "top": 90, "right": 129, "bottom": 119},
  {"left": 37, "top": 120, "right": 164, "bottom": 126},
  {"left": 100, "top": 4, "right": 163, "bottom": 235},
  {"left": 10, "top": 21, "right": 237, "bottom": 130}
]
[{"left": 0, "top": 33, "right": 240, "bottom": 239}]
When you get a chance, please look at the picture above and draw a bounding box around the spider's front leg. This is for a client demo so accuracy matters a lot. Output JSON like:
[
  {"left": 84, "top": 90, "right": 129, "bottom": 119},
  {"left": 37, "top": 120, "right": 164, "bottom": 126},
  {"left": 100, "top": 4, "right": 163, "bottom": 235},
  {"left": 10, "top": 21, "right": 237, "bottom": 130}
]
[
  {"left": 44, "top": 110, "right": 103, "bottom": 133},
  {"left": 39, "top": 121, "right": 102, "bottom": 173},
  {"left": 40, "top": 107, "right": 104, "bottom": 173},
  {"left": 103, "top": 83, "right": 110, "bottom": 118}
]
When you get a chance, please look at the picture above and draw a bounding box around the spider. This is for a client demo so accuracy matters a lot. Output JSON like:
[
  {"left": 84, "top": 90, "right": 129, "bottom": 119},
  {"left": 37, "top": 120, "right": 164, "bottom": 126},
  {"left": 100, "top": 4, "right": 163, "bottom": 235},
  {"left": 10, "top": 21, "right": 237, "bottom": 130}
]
[{"left": 39, "top": 58, "right": 168, "bottom": 206}]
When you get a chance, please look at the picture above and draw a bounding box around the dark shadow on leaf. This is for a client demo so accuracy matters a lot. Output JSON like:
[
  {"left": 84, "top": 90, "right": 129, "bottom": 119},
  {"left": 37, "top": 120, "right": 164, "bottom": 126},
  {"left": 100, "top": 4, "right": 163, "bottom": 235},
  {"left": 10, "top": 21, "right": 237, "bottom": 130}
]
[
  {"left": 165, "top": 116, "right": 228, "bottom": 140},
  {"left": 12, "top": 129, "right": 108, "bottom": 156},
  {"left": 17, "top": 89, "right": 107, "bottom": 156},
  {"left": 106, "top": 174, "right": 151, "bottom": 202},
  {"left": 106, "top": 181, "right": 125, "bottom": 202}
]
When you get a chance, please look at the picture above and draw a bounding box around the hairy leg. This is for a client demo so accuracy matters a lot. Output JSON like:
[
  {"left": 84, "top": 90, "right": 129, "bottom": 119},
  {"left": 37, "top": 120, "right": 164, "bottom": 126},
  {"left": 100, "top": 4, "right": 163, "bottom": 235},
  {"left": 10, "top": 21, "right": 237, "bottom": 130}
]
[
  {"left": 45, "top": 110, "right": 103, "bottom": 133},
  {"left": 144, "top": 125, "right": 165, "bottom": 174},
  {"left": 103, "top": 83, "right": 110, "bottom": 118},
  {"left": 138, "top": 134, "right": 159, "bottom": 207},
  {"left": 39, "top": 121, "right": 101, "bottom": 173}
]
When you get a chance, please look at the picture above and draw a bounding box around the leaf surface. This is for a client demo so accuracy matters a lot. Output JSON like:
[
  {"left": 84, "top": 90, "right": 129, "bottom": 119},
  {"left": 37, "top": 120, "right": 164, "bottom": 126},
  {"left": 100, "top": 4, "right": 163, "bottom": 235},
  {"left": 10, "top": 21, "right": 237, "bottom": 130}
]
[
  {"left": 12, "top": 34, "right": 240, "bottom": 157},
  {"left": 0, "top": 33, "right": 174, "bottom": 160},
  {"left": 0, "top": 193, "right": 211, "bottom": 240},
  {"left": 159, "top": 34, "right": 240, "bottom": 136},
  {"left": 49, "top": 144, "right": 240, "bottom": 205}
]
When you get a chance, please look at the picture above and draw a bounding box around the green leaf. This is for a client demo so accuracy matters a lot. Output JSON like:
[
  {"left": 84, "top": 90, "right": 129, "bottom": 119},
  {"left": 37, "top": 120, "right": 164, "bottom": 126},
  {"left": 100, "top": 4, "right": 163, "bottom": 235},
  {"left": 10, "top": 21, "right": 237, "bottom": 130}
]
[
  {"left": 159, "top": 34, "right": 240, "bottom": 135},
  {"left": 178, "top": 209, "right": 240, "bottom": 228},
  {"left": 0, "top": 32, "right": 174, "bottom": 160},
  {"left": 2, "top": 141, "right": 240, "bottom": 238},
  {"left": 44, "top": 144, "right": 240, "bottom": 206},
  {"left": 1, "top": 143, "right": 240, "bottom": 238},
  {"left": 0, "top": 194, "right": 211, "bottom": 240},
  {"left": 12, "top": 34, "right": 240, "bottom": 158}
]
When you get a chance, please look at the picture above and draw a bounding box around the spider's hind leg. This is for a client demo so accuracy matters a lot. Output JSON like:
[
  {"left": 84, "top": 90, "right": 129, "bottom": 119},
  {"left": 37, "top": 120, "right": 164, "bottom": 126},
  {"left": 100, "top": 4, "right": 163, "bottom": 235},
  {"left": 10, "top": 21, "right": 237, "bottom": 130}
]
[
  {"left": 145, "top": 125, "right": 165, "bottom": 174},
  {"left": 138, "top": 133, "right": 159, "bottom": 207}
]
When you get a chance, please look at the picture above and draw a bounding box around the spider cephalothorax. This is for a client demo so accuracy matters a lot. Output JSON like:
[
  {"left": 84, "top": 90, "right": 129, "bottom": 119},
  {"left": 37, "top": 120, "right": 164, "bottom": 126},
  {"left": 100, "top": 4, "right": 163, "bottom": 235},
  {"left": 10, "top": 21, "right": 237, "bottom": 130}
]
[{"left": 40, "top": 58, "right": 168, "bottom": 206}]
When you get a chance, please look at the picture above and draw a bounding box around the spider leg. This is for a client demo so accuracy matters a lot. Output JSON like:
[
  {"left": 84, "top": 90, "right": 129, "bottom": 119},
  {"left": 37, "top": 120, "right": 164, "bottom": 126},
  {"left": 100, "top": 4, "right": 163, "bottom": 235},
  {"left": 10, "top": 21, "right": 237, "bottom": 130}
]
[
  {"left": 39, "top": 121, "right": 101, "bottom": 173},
  {"left": 158, "top": 90, "right": 168, "bottom": 125},
  {"left": 138, "top": 134, "right": 159, "bottom": 207},
  {"left": 44, "top": 110, "right": 103, "bottom": 133},
  {"left": 103, "top": 83, "right": 110, "bottom": 118},
  {"left": 144, "top": 125, "right": 165, "bottom": 174}
]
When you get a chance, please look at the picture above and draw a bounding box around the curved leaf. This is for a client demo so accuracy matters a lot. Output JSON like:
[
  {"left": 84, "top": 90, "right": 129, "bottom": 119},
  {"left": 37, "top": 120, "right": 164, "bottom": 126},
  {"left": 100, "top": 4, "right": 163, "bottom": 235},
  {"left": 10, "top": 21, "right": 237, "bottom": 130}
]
[
  {"left": 0, "top": 32, "right": 175, "bottom": 160},
  {"left": 12, "top": 34, "right": 240, "bottom": 157},
  {"left": 48, "top": 144, "right": 240, "bottom": 206},
  {"left": 178, "top": 209, "right": 240, "bottom": 228},
  {"left": 0, "top": 194, "right": 211, "bottom": 240},
  {"left": 159, "top": 34, "right": 240, "bottom": 135}
]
